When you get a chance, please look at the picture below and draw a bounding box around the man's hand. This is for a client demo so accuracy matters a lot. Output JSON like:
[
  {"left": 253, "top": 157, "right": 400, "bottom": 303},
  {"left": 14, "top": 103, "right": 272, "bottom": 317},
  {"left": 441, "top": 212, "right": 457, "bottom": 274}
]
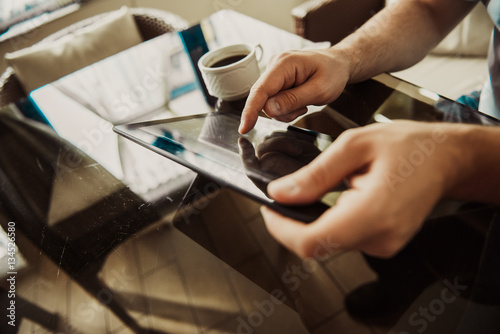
[
  {"left": 238, "top": 0, "right": 477, "bottom": 136},
  {"left": 260, "top": 121, "right": 473, "bottom": 258},
  {"left": 238, "top": 48, "right": 351, "bottom": 134}
]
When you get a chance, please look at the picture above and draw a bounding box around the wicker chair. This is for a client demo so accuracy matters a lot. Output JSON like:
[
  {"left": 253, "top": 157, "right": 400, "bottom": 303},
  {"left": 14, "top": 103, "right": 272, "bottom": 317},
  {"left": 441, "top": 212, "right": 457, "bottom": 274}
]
[{"left": 0, "top": 7, "right": 188, "bottom": 108}]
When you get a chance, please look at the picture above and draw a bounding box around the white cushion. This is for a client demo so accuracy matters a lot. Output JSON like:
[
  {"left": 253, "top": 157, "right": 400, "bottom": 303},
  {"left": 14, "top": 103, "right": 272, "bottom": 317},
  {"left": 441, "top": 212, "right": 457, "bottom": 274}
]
[{"left": 5, "top": 6, "right": 143, "bottom": 92}]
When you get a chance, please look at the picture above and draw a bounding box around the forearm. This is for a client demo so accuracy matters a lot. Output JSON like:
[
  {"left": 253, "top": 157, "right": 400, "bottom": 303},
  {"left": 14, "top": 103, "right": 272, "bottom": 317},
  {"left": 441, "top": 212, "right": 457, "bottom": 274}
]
[{"left": 331, "top": 0, "right": 476, "bottom": 83}]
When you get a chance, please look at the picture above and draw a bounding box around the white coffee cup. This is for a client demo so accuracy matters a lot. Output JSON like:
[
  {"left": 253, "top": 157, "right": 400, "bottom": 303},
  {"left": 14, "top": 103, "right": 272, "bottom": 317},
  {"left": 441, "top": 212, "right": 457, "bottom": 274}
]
[{"left": 198, "top": 43, "right": 263, "bottom": 101}]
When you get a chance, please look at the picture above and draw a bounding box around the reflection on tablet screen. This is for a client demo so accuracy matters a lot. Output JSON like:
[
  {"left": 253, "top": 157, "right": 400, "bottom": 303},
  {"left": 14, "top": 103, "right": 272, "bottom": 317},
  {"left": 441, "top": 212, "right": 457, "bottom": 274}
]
[{"left": 114, "top": 112, "right": 340, "bottom": 222}]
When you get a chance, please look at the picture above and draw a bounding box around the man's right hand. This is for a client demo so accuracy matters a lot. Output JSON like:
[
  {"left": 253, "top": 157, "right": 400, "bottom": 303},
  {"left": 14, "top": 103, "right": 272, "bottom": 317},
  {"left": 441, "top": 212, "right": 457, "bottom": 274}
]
[{"left": 238, "top": 48, "right": 352, "bottom": 134}]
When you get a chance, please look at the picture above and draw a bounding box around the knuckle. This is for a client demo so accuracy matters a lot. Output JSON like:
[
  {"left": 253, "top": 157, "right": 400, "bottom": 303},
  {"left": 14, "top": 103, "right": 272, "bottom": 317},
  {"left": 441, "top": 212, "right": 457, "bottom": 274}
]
[
  {"left": 250, "top": 83, "right": 265, "bottom": 97},
  {"left": 270, "top": 51, "right": 295, "bottom": 67},
  {"left": 367, "top": 220, "right": 406, "bottom": 258},
  {"left": 316, "top": 89, "right": 333, "bottom": 104},
  {"left": 336, "top": 128, "right": 365, "bottom": 152},
  {"left": 276, "top": 50, "right": 296, "bottom": 61},
  {"left": 305, "top": 159, "right": 331, "bottom": 187},
  {"left": 338, "top": 128, "right": 358, "bottom": 142},
  {"left": 281, "top": 91, "right": 299, "bottom": 110},
  {"left": 370, "top": 240, "right": 403, "bottom": 258},
  {"left": 295, "top": 235, "right": 316, "bottom": 258}
]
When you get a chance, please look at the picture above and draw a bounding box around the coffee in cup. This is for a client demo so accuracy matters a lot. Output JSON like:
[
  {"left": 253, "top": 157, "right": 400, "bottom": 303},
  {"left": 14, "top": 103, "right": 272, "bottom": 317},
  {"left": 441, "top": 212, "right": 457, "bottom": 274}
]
[{"left": 198, "top": 43, "right": 263, "bottom": 101}]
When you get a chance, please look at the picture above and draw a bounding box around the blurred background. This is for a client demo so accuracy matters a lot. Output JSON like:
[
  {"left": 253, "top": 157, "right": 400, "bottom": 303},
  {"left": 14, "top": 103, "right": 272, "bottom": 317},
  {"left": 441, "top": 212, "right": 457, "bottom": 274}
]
[{"left": 0, "top": 0, "right": 304, "bottom": 74}]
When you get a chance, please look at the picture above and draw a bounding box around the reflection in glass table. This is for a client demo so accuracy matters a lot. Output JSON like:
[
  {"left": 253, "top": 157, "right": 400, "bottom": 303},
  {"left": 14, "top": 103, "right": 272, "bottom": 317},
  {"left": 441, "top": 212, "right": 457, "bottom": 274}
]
[{"left": 0, "top": 9, "right": 499, "bottom": 334}]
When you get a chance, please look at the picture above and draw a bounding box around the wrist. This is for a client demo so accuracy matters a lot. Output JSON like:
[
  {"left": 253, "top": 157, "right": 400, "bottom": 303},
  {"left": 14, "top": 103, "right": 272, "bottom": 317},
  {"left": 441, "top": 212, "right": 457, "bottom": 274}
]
[{"left": 327, "top": 44, "right": 360, "bottom": 84}]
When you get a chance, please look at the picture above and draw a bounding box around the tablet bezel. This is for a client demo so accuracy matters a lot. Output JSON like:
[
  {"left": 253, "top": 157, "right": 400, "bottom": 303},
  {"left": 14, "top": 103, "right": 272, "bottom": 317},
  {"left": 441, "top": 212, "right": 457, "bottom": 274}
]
[{"left": 113, "top": 112, "right": 335, "bottom": 222}]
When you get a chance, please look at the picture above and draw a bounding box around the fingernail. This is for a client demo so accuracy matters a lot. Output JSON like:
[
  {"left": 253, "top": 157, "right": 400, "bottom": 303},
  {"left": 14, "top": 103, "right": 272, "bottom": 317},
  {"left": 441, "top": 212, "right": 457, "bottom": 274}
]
[
  {"left": 268, "top": 98, "right": 281, "bottom": 114},
  {"left": 238, "top": 120, "right": 247, "bottom": 134},
  {"left": 269, "top": 177, "right": 298, "bottom": 195}
]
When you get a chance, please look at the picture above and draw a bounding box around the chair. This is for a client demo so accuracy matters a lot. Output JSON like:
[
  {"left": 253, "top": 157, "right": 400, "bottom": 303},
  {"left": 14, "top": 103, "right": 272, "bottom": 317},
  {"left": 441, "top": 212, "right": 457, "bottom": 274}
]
[
  {"left": 292, "top": 0, "right": 384, "bottom": 46},
  {"left": 0, "top": 7, "right": 188, "bottom": 108}
]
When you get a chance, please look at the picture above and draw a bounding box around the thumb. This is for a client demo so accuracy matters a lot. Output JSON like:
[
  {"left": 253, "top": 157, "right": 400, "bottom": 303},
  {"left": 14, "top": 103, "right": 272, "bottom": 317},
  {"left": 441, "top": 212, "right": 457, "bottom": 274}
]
[{"left": 268, "top": 136, "right": 369, "bottom": 204}]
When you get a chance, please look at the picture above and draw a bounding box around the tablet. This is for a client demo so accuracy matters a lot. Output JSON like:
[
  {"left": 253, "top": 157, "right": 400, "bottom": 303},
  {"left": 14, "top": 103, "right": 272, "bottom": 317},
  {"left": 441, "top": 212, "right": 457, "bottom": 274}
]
[{"left": 113, "top": 111, "right": 341, "bottom": 222}]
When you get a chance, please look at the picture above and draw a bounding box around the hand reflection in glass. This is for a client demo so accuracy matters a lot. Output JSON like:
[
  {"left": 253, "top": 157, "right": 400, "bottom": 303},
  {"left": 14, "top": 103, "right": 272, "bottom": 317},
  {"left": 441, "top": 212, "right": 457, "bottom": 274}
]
[{"left": 238, "top": 130, "right": 321, "bottom": 195}]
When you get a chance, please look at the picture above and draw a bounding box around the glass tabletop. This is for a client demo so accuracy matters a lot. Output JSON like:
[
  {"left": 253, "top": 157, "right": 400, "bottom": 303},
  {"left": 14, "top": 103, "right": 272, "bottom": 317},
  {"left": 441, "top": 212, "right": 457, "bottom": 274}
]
[{"left": 1, "top": 9, "right": 499, "bottom": 334}]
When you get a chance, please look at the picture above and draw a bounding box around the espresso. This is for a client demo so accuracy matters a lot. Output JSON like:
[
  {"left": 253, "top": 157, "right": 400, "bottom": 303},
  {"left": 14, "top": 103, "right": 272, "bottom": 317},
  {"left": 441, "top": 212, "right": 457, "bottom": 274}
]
[{"left": 211, "top": 54, "right": 247, "bottom": 68}]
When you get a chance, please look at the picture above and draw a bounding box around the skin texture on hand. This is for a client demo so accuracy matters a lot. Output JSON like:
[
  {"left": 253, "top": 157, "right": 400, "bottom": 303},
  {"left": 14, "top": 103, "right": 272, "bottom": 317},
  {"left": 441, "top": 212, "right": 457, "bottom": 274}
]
[
  {"left": 238, "top": 48, "right": 351, "bottom": 134},
  {"left": 260, "top": 121, "right": 478, "bottom": 259}
]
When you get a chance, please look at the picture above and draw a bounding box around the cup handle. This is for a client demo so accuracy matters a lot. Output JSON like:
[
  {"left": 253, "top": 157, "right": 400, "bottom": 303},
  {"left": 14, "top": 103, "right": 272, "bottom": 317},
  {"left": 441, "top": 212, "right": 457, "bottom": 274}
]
[{"left": 255, "top": 44, "right": 263, "bottom": 62}]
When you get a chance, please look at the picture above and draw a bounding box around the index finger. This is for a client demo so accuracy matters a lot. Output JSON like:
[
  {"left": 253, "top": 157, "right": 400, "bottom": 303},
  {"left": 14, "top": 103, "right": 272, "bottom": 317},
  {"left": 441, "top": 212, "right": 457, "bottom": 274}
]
[
  {"left": 239, "top": 58, "right": 295, "bottom": 134},
  {"left": 238, "top": 84, "right": 269, "bottom": 134}
]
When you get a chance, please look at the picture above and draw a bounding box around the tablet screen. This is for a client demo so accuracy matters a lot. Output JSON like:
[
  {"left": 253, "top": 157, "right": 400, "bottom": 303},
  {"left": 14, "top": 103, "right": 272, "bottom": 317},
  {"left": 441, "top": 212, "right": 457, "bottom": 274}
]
[{"left": 114, "top": 112, "right": 337, "bottom": 222}]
